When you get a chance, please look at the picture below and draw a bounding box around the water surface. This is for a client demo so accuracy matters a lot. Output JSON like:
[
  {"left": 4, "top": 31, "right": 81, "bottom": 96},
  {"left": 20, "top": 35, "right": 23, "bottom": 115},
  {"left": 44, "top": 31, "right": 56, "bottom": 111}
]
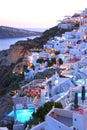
[
  {"left": 0, "top": 36, "right": 38, "bottom": 51},
  {"left": 8, "top": 108, "right": 34, "bottom": 123}
]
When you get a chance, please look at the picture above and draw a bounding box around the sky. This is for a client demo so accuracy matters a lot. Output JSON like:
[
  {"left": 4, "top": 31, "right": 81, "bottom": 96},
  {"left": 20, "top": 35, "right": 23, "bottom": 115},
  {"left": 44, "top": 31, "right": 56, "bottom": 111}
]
[{"left": 0, "top": 0, "right": 87, "bottom": 30}]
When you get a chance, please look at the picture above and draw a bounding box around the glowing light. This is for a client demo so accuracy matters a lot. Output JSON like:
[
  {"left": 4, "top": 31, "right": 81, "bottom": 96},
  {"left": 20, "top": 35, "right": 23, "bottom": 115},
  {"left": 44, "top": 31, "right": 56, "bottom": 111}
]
[
  {"left": 54, "top": 80, "right": 58, "bottom": 85},
  {"left": 20, "top": 71, "right": 23, "bottom": 74}
]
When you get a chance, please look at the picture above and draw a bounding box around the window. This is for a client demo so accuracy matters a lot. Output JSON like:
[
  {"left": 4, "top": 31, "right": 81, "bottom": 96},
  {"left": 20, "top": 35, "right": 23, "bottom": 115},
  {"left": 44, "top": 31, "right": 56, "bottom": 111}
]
[{"left": 74, "top": 118, "right": 77, "bottom": 121}]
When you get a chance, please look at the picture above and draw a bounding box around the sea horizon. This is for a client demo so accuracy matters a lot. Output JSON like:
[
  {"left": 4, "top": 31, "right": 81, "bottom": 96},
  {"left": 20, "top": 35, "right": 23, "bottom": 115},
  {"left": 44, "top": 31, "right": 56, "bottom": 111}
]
[{"left": 24, "top": 27, "right": 47, "bottom": 32}]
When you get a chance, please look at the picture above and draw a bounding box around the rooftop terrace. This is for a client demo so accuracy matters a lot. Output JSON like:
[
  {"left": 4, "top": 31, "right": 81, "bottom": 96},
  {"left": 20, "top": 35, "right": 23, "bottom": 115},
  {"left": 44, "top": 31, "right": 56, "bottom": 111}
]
[
  {"left": 56, "top": 115, "right": 73, "bottom": 127},
  {"left": 47, "top": 108, "right": 73, "bottom": 128}
]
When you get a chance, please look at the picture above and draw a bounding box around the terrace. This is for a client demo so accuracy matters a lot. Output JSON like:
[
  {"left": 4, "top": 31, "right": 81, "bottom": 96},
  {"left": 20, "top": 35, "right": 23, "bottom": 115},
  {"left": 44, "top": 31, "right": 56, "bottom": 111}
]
[
  {"left": 21, "top": 79, "right": 46, "bottom": 91},
  {"left": 46, "top": 107, "right": 73, "bottom": 130},
  {"left": 56, "top": 115, "right": 72, "bottom": 127}
]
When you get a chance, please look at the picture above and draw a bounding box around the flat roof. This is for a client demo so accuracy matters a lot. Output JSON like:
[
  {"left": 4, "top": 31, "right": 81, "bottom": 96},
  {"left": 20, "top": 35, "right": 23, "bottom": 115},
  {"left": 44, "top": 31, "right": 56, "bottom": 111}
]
[{"left": 56, "top": 115, "right": 73, "bottom": 127}]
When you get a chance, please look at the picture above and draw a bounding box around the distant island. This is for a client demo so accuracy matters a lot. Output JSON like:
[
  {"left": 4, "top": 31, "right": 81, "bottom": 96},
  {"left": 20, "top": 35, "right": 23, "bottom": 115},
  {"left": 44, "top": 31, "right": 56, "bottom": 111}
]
[{"left": 0, "top": 26, "right": 42, "bottom": 38}]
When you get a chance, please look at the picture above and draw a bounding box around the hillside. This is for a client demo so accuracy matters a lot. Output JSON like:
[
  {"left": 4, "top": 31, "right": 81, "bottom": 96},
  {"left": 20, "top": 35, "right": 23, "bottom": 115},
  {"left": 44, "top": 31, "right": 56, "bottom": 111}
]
[
  {"left": 14, "top": 22, "right": 79, "bottom": 49},
  {"left": 0, "top": 22, "right": 79, "bottom": 95},
  {"left": 0, "top": 26, "right": 41, "bottom": 38}
]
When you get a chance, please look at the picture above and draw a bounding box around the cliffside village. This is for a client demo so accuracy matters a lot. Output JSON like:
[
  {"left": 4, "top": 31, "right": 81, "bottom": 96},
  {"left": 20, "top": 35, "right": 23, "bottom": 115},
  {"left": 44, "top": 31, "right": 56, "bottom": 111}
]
[{"left": 0, "top": 8, "right": 87, "bottom": 130}]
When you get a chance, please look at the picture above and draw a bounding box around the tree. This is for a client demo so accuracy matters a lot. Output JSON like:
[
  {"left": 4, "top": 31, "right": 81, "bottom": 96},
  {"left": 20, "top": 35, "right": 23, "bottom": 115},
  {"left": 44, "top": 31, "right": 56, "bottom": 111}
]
[
  {"left": 74, "top": 92, "right": 78, "bottom": 109},
  {"left": 23, "top": 65, "right": 27, "bottom": 72},
  {"left": 55, "top": 51, "right": 60, "bottom": 55},
  {"left": 35, "top": 101, "right": 62, "bottom": 121},
  {"left": 31, "top": 64, "right": 35, "bottom": 70},
  {"left": 58, "top": 58, "right": 63, "bottom": 67},
  {"left": 81, "top": 86, "right": 85, "bottom": 103},
  {"left": 27, "top": 101, "right": 63, "bottom": 128},
  {"left": 51, "top": 57, "right": 56, "bottom": 65},
  {"left": 36, "top": 58, "right": 44, "bottom": 64},
  {"left": 48, "top": 60, "right": 53, "bottom": 67}
]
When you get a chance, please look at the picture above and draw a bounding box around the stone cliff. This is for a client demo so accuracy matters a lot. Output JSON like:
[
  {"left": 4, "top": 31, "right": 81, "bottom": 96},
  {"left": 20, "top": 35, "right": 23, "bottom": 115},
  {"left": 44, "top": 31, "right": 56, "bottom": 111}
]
[{"left": 9, "top": 45, "right": 25, "bottom": 63}]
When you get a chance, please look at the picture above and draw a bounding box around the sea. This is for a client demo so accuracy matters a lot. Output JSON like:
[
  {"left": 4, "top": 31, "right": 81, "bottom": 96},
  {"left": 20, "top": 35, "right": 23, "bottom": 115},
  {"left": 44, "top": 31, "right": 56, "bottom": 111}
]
[
  {"left": 0, "top": 36, "right": 39, "bottom": 51},
  {"left": 0, "top": 28, "right": 47, "bottom": 51}
]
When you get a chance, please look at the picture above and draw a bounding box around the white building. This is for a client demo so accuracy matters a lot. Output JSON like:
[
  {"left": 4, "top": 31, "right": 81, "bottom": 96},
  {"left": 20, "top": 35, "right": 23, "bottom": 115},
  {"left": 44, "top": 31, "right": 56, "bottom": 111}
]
[
  {"left": 45, "top": 106, "right": 87, "bottom": 130},
  {"left": 27, "top": 52, "right": 39, "bottom": 65},
  {"left": 43, "top": 40, "right": 59, "bottom": 50},
  {"left": 73, "top": 107, "right": 87, "bottom": 130},
  {"left": 58, "top": 23, "right": 74, "bottom": 29},
  {"left": 40, "top": 89, "right": 46, "bottom": 105},
  {"left": 24, "top": 68, "right": 34, "bottom": 80},
  {"left": 45, "top": 107, "right": 73, "bottom": 130},
  {"left": 30, "top": 102, "right": 87, "bottom": 130},
  {"left": 0, "top": 127, "right": 9, "bottom": 130},
  {"left": 79, "top": 8, "right": 87, "bottom": 40},
  {"left": 39, "top": 52, "right": 51, "bottom": 60},
  {"left": 50, "top": 77, "right": 75, "bottom": 96}
]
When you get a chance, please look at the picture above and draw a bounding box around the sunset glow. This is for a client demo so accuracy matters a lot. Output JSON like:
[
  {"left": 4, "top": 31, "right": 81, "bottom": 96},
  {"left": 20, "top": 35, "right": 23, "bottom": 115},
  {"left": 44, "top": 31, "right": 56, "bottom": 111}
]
[{"left": 0, "top": 0, "right": 87, "bottom": 29}]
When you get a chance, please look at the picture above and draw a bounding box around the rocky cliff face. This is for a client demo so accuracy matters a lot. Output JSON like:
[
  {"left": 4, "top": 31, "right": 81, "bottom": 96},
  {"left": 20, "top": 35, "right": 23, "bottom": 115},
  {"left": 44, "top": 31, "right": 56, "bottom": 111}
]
[
  {"left": 0, "top": 40, "right": 34, "bottom": 65},
  {"left": 9, "top": 45, "right": 25, "bottom": 63},
  {"left": 0, "top": 50, "right": 11, "bottom": 66},
  {"left": 9, "top": 39, "right": 35, "bottom": 63}
]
